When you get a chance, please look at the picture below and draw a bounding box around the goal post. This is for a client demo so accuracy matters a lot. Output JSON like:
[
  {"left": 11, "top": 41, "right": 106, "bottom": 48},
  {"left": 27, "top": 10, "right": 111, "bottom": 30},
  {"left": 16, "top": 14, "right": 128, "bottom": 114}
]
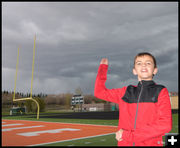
[{"left": 13, "top": 35, "right": 40, "bottom": 119}]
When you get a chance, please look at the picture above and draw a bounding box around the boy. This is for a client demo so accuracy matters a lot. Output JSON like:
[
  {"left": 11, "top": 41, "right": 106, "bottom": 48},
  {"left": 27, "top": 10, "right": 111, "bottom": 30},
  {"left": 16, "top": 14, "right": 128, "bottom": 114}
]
[{"left": 94, "top": 52, "right": 172, "bottom": 146}]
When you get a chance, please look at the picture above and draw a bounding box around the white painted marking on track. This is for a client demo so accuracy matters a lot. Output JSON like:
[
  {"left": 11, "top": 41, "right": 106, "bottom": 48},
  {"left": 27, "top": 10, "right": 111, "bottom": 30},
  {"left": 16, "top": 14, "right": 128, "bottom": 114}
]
[
  {"left": 29, "top": 131, "right": 115, "bottom": 146},
  {"left": 2, "top": 125, "right": 44, "bottom": 132},
  {"left": 17, "top": 128, "right": 81, "bottom": 137},
  {"left": 2, "top": 123, "right": 24, "bottom": 127}
]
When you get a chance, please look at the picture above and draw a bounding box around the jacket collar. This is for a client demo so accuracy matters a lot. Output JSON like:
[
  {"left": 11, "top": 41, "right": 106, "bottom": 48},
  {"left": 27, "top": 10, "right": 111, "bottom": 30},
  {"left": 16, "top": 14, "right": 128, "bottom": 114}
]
[{"left": 138, "top": 80, "right": 156, "bottom": 87}]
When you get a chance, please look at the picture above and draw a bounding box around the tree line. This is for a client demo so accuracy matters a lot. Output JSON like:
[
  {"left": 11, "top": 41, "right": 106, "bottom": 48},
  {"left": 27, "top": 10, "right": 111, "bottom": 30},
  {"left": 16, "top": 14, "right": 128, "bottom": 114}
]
[
  {"left": 2, "top": 90, "right": 47, "bottom": 98},
  {"left": 2, "top": 90, "right": 107, "bottom": 113},
  {"left": 2, "top": 90, "right": 46, "bottom": 113}
]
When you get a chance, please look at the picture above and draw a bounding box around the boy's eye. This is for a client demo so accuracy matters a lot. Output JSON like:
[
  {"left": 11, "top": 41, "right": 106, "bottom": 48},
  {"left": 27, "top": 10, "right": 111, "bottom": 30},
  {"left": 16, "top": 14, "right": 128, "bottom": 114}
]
[
  {"left": 136, "top": 62, "right": 141, "bottom": 65},
  {"left": 136, "top": 61, "right": 152, "bottom": 66}
]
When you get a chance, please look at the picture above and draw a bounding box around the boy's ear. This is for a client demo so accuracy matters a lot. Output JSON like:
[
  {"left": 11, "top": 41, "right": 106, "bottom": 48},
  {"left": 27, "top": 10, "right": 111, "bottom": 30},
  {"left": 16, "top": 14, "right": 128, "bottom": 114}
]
[
  {"left": 153, "top": 68, "right": 158, "bottom": 75},
  {"left": 133, "top": 68, "right": 137, "bottom": 75}
]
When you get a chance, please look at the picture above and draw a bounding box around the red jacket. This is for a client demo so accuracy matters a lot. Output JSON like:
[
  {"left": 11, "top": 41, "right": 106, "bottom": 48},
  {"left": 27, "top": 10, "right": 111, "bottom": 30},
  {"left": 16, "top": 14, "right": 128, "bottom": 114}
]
[{"left": 94, "top": 64, "right": 172, "bottom": 146}]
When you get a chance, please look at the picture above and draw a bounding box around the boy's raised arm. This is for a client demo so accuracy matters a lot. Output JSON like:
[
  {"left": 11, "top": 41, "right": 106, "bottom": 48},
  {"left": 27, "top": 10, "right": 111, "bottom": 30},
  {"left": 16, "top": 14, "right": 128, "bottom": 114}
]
[
  {"left": 94, "top": 58, "right": 126, "bottom": 104},
  {"left": 100, "top": 58, "right": 108, "bottom": 65}
]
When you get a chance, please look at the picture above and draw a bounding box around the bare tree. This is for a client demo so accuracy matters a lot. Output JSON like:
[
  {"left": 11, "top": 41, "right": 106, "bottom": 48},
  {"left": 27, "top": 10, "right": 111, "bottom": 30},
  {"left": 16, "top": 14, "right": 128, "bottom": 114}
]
[{"left": 75, "top": 87, "right": 83, "bottom": 95}]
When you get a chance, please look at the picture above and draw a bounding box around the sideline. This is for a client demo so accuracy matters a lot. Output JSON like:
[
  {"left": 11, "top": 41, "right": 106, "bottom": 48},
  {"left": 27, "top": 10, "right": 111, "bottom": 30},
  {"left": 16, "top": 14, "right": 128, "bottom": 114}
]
[{"left": 29, "top": 132, "right": 115, "bottom": 146}]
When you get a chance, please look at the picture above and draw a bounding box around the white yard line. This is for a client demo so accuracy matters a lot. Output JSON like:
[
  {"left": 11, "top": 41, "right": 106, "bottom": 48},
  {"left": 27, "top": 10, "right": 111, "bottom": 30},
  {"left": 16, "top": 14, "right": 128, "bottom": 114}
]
[
  {"left": 2, "top": 125, "right": 44, "bottom": 132},
  {"left": 17, "top": 128, "right": 80, "bottom": 137},
  {"left": 2, "top": 123, "right": 24, "bottom": 127}
]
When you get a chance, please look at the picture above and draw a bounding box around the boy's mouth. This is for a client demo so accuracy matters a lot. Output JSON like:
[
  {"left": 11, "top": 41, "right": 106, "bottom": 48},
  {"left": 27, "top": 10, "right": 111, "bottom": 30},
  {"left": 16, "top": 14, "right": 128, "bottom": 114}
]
[{"left": 141, "top": 69, "right": 148, "bottom": 73}]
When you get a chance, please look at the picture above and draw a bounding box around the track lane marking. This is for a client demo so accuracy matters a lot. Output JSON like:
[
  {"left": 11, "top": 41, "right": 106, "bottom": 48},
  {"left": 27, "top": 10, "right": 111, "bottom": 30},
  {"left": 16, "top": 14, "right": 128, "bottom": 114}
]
[
  {"left": 17, "top": 128, "right": 81, "bottom": 136},
  {"left": 29, "top": 132, "right": 115, "bottom": 146},
  {"left": 2, "top": 125, "right": 44, "bottom": 132},
  {"left": 2, "top": 123, "right": 24, "bottom": 127}
]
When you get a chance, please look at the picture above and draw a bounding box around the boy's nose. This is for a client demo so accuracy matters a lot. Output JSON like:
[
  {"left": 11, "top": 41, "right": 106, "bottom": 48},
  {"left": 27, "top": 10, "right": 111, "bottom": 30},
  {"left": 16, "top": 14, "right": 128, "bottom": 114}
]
[{"left": 142, "top": 63, "right": 147, "bottom": 67}]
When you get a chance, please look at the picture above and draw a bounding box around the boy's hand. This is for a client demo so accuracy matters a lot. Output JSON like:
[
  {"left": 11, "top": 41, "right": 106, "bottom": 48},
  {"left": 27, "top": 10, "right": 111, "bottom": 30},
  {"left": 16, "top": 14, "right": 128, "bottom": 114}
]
[
  {"left": 115, "top": 129, "right": 124, "bottom": 141},
  {"left": 100, "top": 58, "right": 108, "bottom": 65}
]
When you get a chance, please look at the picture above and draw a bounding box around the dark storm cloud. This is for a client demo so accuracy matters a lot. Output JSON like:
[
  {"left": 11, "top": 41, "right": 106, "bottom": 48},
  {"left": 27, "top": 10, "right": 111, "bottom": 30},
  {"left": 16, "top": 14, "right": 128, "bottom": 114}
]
[{"left": 2, "top": 2, "right": 178, "bottom": 94}]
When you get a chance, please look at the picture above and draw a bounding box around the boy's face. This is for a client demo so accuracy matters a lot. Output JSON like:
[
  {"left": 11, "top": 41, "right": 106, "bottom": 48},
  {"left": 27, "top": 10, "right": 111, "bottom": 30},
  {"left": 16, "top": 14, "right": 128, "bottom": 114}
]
[{"left": 133, "top": 55, "right": 158, "bottom": 81}]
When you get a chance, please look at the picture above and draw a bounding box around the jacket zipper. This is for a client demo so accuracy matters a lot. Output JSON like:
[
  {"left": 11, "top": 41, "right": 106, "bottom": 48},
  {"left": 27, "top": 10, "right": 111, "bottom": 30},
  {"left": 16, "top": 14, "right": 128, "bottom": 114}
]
[{"left": 133, "top": 81, "right": 143, "bottom": 146}]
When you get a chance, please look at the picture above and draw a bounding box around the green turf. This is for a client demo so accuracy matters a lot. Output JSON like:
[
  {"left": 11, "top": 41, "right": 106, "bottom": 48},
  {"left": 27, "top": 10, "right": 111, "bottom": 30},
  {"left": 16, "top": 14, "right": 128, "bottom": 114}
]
[
  {"left": 2, "top": 116, "right": 119, "bottom": 126},
  {"left": 2, "top": 113, "right": 178, "bottom": 146},
  {"left": 40, "top": 133, "right": 117, "bottom": 146}
]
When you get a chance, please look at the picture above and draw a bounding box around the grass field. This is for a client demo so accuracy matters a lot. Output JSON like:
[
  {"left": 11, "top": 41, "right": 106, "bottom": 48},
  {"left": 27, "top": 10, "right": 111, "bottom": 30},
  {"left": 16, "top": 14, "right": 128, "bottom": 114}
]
[{"left": 2, "top": 113, "right": 178, "bottom": 146}]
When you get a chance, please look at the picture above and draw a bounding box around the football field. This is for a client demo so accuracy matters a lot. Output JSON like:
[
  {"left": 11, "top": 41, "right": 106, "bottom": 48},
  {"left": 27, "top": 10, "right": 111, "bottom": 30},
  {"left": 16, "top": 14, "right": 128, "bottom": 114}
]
[
  {"left": 2, "top": 113, "right": 178, "bottom": 146},
  {"left": 2, "top": 119, "right": 117, "bottom": 146}
]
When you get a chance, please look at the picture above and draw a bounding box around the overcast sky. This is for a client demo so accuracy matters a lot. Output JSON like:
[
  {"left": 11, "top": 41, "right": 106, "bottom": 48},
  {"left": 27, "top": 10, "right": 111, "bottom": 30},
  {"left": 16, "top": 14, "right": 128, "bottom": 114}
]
[{"left": 2, "top": 2, "right": 178, "bottom": 95}]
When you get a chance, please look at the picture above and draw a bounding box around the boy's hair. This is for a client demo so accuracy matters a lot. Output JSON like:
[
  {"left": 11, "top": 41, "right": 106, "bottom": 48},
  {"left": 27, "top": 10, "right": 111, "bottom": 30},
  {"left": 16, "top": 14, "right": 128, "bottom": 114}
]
[{"left": 134, "top": 52, "right": 157, "bottom": 68}]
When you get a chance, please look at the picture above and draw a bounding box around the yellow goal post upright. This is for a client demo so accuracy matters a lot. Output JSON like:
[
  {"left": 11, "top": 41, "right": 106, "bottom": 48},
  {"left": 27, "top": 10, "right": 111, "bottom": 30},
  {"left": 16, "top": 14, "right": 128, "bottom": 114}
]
[{"left": 13, "top": 34, "right": 40, "bottom": 119}]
